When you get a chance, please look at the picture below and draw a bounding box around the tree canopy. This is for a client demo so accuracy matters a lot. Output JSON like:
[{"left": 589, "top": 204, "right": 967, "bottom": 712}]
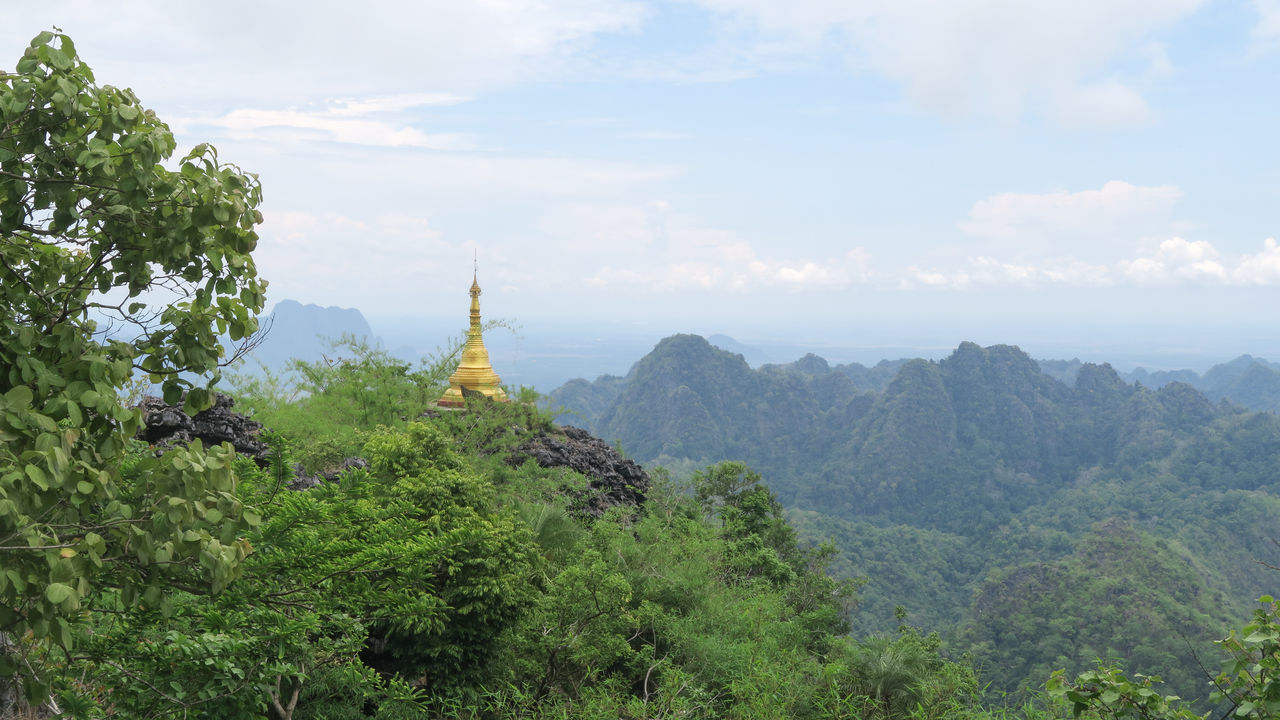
[{"left": 0, "top": 29, "right": 265, "bottom": 703}]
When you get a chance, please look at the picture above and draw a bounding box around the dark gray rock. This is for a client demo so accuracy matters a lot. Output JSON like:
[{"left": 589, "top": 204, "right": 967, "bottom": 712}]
[
  {"left": 288, "top": 457, "right": 369, "bottom": 490},
  {"left": 509, "top": 425, "right": 650, "bottom": 516},
  {"left": 136, "top": 393, "right": 271, "bottom": 466}
]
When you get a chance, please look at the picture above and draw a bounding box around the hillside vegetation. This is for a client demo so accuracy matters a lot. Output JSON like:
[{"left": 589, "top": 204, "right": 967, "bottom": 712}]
[{"left": 549, "top": 334, "right": 1280, "bottom": 702}]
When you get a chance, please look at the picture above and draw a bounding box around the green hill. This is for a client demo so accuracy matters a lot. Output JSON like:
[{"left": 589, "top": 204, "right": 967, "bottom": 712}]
[{"left": 550, "top": 334, "right": 1280, "bottom": 704}]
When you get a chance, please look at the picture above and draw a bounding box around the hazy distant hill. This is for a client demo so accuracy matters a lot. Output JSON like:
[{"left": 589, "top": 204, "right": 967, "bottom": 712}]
[
  {"left": 1120, "top": 354, "right": 1280, "bottom": 412},
  {"left": 706, "top": 333, "right": 770, "bottom": 366},
  {"left": 1038, "top": 354, "right": 1280, "bottom": 413},
  {"left": 549, "top": 333, "right": 1280, "bottom": 702},
  {"left": 244, "top": 299, "right": 375, "bottom": 371}
]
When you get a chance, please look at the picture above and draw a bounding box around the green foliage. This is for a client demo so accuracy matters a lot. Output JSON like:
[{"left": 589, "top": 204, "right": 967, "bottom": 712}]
[
  {"left": 1211, "top": 597, "right": 1280, "bottom": 719},
  {"left": 475, "top": 459, "right": 883, "bottom": 720},
  {"left": 231, "top": 335, "right": 448, "bottom": 471},
  {"left": 787, "top": 509, "right": 980, "bottom": 636},
  {"left": 1046, "top": 666, "right": 1200, "bottom": 720},
  {"left": 61, "top": 423, "right": 537, "bottom": 717},
  {"left": 230, "top": 324, "right": 519, "bottom": 474},
  {"left": 429, "top": 394, "right": 556, "bottom": 460},
  {"left": 0, "top": 30, "right": 263, "bottom": 703},
  {"left": 843, "top": 624, "right": 981, "bottom": 720},
  {"left": 354, "top": 424, "right": 537, "bottom": 685},
  {"left": 963, "top": 520, "right": 1230, "bottom": 705},
  {"left": 290, "top": 336, "right": 435, "bottom": 427},
  {"left": 1002, "top": 599, "right": 1280, "bottom": 720}
]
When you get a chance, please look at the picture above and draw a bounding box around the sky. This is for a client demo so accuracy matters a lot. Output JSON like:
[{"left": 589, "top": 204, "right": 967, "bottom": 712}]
[{"left": 5, "top": 1, "right": 1280, "bottom": 366}]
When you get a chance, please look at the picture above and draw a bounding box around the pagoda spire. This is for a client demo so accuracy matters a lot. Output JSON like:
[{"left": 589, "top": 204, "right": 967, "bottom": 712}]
[{"left": 438, "top": 266, "right": 507, "bottom": 407}]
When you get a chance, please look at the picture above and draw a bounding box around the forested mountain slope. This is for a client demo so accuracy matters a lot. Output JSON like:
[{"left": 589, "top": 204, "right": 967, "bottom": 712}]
[{"left": 549, "top": 334, "right": 1280, "bottom": 703}]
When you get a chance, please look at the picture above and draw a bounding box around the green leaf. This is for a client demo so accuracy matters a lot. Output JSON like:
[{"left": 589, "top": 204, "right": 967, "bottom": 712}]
[
  {"left": 46, "top": 46, "right": 71, "bottom": 70},
  {"left": 1244, "top": 629, "right": 1277, "bottom": 643},
  {"left": 163, "top": 382, "right": 183, "bottom": 405},
  {"left": 25, "top": 464, "right": 49, "bottom": 489},
  {"left": 45, "top": 582, "right": 73, "bottom": 604},
  {"left": 183, "top": 386, "right": 210, "bottom": 414},
  {"left": 5, "top": 385, "right": 33, "bottom": 407}
]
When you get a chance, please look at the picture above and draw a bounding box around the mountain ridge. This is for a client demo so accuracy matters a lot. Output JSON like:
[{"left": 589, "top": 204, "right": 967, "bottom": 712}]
[{"left": 547, "top": 332, "right": 1280, "bottom": 703}]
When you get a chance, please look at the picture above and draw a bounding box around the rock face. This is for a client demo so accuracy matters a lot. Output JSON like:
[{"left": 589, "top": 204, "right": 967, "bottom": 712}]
[
  {"left": 510, "top": 425, "right": 650, "bottom": 516},
  {"left": 289, "top": 457, "right": 369, "bottom": 491},
  {"left": 136, "top": 393, "right": 270, "bottom": 466}
]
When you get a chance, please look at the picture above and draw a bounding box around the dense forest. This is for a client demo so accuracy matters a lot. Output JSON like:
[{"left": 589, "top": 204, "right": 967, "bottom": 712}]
[
  {"left": 550, "top": 334, "right": 1280, "bottom": 702},
  {"left": 7, "top": 29, "right": 1280, "bottom": 720}
]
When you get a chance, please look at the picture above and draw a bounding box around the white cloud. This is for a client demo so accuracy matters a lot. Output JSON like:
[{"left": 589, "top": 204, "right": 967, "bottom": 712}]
[
  {"left": 1119, "top": 237, "right": 1227, "bottom": 285},
  {"left": 1253, "top": 0, "right": 1280, "bottom": 54},
  {"left": 960, "top": 180, "right": 1184, "bottom": 259},
  {"left": 558, "top": 202, "right": 874, "bottom": 292},
  {"left": 2, "top": 1, "right": 647, "bottom": 108},
  {"left": 745, "top": 248, "right": 873, "bottom": 288},
  {"left": 904, "top": 267, "right": 955, "bottom": 288},
  {"left": 899, "top": 235, "right": 1280, "bottom": 290},
  {"left": 190, "top": 106, "right": 473, "bottom": 150},
  {"left": 1140, "top": 42, "right": 1174, "bottom": 79},
  {"left": 938, "top": 182, "right": 1280, "bottom": 290},
  {"left": 325, "top": 94, "right": 471, "bottom": 116},
  {"left": 970, "top": 256, "right": 1113, "bottom": 286},
  {"left": 246, "top": 157, "right": 686, "bottom": 314},
  {"left": 1049, "top": 80, "right": 1151, "bottom": 128},
  {"left": 1233, "top": 237, "right": 1280, "bottom": 284},
  {"left": 256, "top": 210, "right": 450, "bottom": 307},
  {"left": 686, "top": 0, "right": 1205, "bottom": 125},
  {"left": 0, "top": 0, "right": 1210, "bottom": 135},
  {"left": 902, "top": 256, "right": 1112, "bottom": 289}
]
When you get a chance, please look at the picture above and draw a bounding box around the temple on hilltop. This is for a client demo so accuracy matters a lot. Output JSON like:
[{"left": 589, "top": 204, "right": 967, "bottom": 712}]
[{"left": 438, "top": 271, "right": 508, "bottom": 407}]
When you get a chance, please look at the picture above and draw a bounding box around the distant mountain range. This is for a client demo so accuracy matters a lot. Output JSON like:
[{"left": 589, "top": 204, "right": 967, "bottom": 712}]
[
  {"left": 552, "top": 335, "right": 1280, "bottom": 469},
  {"left": 1037, "top": 352, "right": 1280, "bottom": 412},
  {"left": 237, "top": 301, "right": 1280, "bottom": 407},
  {"left": 547, "top": 333, "right": 1280, "bottom": 702}
]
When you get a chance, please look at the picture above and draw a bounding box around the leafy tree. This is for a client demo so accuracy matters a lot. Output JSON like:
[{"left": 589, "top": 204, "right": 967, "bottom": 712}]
[
  {"left": 1206, "top": 597, "right": 1280, "bottom": 719},
  {"left": 0, "top": 30, "right": 264, "bottom": 704},
  {"left": 62, "top": 423, "right": 537, "bottom": 718}
]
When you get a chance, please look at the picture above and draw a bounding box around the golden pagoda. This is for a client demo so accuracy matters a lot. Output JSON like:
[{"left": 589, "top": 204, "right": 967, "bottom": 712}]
[{"left": 438, "top": 271, "right": 508, "bottom": 407}]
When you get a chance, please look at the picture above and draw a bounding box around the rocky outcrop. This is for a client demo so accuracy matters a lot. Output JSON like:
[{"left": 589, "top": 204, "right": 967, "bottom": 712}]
[
  {"left": 509, "top": 425, "right": 650, "bottom": 516},
  {"left": 136, "top": 393, "right": 271, "bottom": 466},
  {"left": 289, "top": 457, "right": 369, "bottom": 490}
]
